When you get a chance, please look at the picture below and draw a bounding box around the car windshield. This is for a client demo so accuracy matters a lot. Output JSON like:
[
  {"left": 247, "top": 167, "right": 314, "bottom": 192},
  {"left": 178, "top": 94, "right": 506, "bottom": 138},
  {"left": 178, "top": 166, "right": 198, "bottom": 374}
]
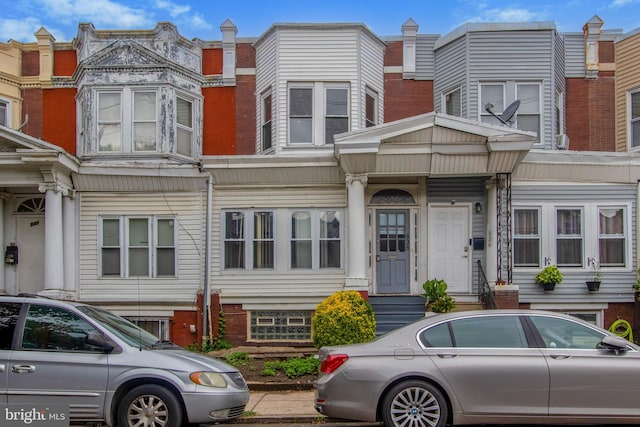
[{"left": 77, "top": 305, "right": 162, "bottom": 348}]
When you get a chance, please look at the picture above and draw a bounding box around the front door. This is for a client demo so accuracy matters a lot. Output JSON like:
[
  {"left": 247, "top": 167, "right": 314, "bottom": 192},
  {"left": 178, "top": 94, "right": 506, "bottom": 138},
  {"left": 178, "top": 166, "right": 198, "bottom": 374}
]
[
  {"left": 376, "top": 210, "right": 410, "bottom": 294},
  {"left": 428, "top": 206, "right": 470, "bottom": 293},
  {"left": 16, "top": 216, "right": 45, "bottom": 295}
]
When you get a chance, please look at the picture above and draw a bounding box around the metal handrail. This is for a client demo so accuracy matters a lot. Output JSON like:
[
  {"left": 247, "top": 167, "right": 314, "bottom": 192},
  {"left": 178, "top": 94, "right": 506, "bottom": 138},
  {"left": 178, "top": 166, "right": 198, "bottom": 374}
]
[{"left": 477, "top": 260, "right": 497, "bottom": 309}]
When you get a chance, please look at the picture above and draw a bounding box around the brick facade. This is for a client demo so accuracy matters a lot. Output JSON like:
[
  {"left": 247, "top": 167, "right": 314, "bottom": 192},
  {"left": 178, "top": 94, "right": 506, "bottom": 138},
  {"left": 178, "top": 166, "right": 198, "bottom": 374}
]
[{"left": 565, "top": 76, "right": 615, "bottom": 151}]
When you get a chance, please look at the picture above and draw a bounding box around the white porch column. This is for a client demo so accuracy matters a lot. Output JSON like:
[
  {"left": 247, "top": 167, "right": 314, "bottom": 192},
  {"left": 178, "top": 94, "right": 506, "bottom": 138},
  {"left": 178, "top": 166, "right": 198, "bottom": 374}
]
[
  {"left": 345, "top": 174, "right": 368, "bottom": 291},
  {"left": 485, "top": 181, "right": 498, "bottom": 284},
  {"left": 38, "top": 183, "right": 66, "bottom": 295},
  {"left": 63, "top": 193, "right": 76, "bottom": 293},
  {"left": 0, "top": 193, "right": 9, "bottom": 294}
]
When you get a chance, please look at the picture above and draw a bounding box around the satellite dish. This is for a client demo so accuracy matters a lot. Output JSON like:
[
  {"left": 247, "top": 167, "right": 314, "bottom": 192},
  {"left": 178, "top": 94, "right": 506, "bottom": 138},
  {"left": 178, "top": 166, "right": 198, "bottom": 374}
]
[{"left": 484, "top": 100, "right": 520, "bottom": 126}]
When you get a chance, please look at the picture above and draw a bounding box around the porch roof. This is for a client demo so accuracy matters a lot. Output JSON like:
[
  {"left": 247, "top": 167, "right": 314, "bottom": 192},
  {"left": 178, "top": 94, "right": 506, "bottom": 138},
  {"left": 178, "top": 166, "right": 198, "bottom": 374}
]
[{"left": 334, "top": 112, "right": 536, "bottom": 177}]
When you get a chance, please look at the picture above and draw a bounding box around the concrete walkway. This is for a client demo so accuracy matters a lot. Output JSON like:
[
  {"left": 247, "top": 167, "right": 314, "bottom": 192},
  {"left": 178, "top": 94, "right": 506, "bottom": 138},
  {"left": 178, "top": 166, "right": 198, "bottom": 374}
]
[{"left": 240, "top": 390, "right": 321, "bottom": 423}]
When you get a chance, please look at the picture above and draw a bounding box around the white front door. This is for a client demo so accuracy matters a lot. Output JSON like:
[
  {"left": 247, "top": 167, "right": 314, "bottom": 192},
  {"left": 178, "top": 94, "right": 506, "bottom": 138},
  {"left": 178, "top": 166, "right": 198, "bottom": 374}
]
[
  {"left": 428, "top": 205, "right": 471, "bottom": 293},
  {"left": 16, "top": 216, "right": 45, "bottom": 294}
]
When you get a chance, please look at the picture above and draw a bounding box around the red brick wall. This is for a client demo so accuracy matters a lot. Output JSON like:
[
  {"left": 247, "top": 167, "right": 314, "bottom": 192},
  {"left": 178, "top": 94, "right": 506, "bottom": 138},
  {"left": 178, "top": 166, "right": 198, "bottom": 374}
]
[
  {"left": 53, "top": 50, "right": 77, "bottom": 76},
  {"left": 202, "top": 48, "right": 223, "bottom": 75},
  {"left": 20, "top": 88, "right": 43, "bottom": 138},
  {"left": 235, "top": 74, "right": 256, "bottom": 154},
  {"left": 223, "top": 304, "right": 248, "bottom": 346},
  {"left": 599, "top": 41, "right": 615, "bottom": 63},
  {"left": 384, "top": 76, "right": 434, "bottom": 122},
  {"left": 21, "top": 51, "right": 39, "bottom": 77},
  {"left": 202, "top": 86, "right": 236, "bottom": 154},
  {"left": 565, "top": 77, "right": 615, "bottom": 151},
  {"left": 171, "top": 310, "right": 198, "bottom": 347},
  {"left": 384, "top": 41, "right": 402, "bottom": 67},
  {"left": 43, "top": 88, "right": 77, "bottom": 154},
  {"left": 604, "top": 302, "right": 635, "bottom": 334},
  {"left": 236, "top": 43, "right": 256, "bottom": 68}
]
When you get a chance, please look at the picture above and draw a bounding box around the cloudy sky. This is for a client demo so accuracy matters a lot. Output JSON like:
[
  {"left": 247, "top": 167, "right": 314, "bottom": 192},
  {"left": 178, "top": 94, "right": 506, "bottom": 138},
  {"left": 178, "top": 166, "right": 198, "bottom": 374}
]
[{"left": 1, "top": 0, "right": 639, "bottom": 43}]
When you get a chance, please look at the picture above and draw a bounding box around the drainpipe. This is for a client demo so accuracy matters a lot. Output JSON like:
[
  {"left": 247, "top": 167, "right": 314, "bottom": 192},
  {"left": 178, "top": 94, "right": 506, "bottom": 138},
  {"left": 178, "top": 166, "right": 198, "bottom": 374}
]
[{"left": 202, "top": 173, "right": 213, "bottom": 343}]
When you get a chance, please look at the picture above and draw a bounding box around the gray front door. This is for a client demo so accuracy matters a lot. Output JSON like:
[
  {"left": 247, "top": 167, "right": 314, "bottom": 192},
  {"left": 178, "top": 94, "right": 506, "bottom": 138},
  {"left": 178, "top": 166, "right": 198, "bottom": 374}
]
[{"left": 376, "top": 210, "right": 410, "bottom": 294}]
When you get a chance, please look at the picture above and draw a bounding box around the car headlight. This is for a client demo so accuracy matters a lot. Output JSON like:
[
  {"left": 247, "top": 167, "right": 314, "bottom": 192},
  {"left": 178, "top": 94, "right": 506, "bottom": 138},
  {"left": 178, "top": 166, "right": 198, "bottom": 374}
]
[{"left": 189, "top": 372, "right": 228, "bottom": 388}]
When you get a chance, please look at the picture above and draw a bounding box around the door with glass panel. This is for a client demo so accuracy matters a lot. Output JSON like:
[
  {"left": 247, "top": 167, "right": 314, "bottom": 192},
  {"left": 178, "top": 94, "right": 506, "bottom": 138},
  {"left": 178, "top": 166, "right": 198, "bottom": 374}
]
[{"left": 376, "top": 210, "right": 410, "bottom": 294}]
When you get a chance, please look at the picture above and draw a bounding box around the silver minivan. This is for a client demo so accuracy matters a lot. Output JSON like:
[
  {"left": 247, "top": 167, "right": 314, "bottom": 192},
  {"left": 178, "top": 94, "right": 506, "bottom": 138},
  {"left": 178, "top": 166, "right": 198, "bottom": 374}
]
[{"left": 0, "top": 295, "right": 249, "bottom": 427}]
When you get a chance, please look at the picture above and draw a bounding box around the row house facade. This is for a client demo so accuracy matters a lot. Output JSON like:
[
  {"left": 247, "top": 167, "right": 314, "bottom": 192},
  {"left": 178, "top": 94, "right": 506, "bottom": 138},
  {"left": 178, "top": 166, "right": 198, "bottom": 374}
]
[{"left": 1, "top": 15, "right": 640, "bottom": 345}]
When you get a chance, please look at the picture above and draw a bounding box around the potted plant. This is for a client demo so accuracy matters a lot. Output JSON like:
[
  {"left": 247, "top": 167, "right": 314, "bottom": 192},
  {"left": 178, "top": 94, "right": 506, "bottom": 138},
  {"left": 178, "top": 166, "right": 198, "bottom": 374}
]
[
  {"left": 586, "top": 259, "right": 601, "bottom": 292},
  {"left": 535, "top": 265, "right": 564, "bottom": 291},
  {"left": 421, "top": 278, "right": 456, "bottom": 313}
]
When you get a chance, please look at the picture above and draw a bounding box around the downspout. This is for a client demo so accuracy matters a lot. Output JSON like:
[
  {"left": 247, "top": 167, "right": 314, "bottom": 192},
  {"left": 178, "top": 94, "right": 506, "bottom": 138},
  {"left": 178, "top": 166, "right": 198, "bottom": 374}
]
[
  {"left": 202, "top": 173, "right": 213, "bottom": 343},
  {"left": 637, "top": 180, "right": 640, "bottom": 278}
]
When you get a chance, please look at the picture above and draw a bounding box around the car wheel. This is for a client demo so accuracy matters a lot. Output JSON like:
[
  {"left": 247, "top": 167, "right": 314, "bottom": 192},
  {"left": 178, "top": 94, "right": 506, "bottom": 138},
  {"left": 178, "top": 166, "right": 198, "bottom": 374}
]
[
  {"left": 381, "top": 380, "right": 448, "bottom": 427},
  {"left": 117, "top": 384, "right": 183, "bottom": 427}
]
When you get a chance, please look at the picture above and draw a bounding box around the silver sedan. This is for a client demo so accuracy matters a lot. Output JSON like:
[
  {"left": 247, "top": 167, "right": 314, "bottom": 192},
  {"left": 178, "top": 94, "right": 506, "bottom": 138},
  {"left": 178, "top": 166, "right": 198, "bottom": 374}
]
[{"left": 315, "top": 309, "right": 639, "bottom": 427}]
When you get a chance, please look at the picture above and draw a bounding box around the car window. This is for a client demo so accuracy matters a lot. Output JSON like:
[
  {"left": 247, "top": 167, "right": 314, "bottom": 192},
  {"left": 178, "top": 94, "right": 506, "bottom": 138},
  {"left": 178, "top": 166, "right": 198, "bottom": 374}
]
[
  {"left": 420, "top": 322, "right": 453, "bottom": 347},
  {"left": 529, "top": 315, "right": 605, "bottom": 349},
  {"left": 0, "top": 302, "right": 22, "bottom": 350},
  {"left": 20, "top": 304, "right": 104, "bottom": 352},
  {"left": 450, "top": 315, "right": 528, "bottom": 348}
]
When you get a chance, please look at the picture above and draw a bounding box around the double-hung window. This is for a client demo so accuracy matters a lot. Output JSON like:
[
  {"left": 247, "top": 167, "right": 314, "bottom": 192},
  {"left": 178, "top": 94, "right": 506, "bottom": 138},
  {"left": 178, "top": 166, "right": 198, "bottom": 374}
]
[
  {"left": 516, "top": 83, "right": 541, "bottom": 141},
  {"left": 288, "top": 83, "right": 349, "bottom": 145},
  {"left": 513, "top": 208, "right": 540, "bottom": 267},
  {"left": 261, "top": 91, "right": 273, "bottom": 151},
  {"left": 631, "top": 90, "right": 640, "bottom": 149},
  {"left": 100, "top": 216, "right": 176, "bottom": 277},
  {"left": 599, "top": 207, "right": 625, "bottom": 266},
  {"left": 480, "top": 83, "right": 505, "bottom": 125},
  {"left": 98, "top": 92, "right": 122, "bottom": 152},
  {"left": 223, "top": 210, "right": 275, "bottom": 270},
  {"left": 0, "top": 99, "right": 9, "bottom": 127},
  {"left": 176, "top": 96, "right": 193, "bottom": 156},
  {"left": 133, "top": 92, "right": 157, "bottom": 151},
  {"left": 443, "top": 88, "right": 462, "bottom": 117},
  {"left": 290, "top": 210, "right": 342, "bottom": 269},
  {"left": 556, "top": 208, "right": 583, "bottom": 267},
  {"left": 365, "top": 88, "right": 378, "bottom": 127}
]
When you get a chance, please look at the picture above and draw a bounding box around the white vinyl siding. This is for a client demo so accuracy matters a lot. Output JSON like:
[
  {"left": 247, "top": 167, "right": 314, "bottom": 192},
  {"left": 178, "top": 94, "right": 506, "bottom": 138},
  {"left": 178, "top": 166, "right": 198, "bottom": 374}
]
[{"left": 79, "top": 193, "right": 203, "bottom": 302}]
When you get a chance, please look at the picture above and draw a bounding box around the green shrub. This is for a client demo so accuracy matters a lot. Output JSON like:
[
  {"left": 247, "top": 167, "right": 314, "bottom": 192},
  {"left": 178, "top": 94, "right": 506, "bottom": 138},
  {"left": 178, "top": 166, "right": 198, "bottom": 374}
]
[
  {"left": 312, "top": 290, "right": 376, "bottom": 348},
  {"left": 223, "top": 352, "right": 251, "bottom": 367},
  {"left": 260, "top": 357, "right": 319, "bottom": 378}
]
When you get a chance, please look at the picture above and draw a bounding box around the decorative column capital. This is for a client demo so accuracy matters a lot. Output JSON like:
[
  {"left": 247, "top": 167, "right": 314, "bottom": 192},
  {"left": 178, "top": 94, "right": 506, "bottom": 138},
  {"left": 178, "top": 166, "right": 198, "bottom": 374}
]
[
  {"left": 38, "top": 182, "right": 70, "bottom": 196},
  {"left": 0, "top": 192, "right": 11, "bottom": 201},
  {"left": 346, "top": 174, "right": 368, "bottom": 186}
]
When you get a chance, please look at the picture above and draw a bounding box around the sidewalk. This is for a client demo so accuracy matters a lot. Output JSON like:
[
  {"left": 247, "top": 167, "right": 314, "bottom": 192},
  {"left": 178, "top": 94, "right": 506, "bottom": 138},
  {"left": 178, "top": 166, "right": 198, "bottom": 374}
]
[{"left": 238, "top": 390, "right": 321, "bottom": 423}]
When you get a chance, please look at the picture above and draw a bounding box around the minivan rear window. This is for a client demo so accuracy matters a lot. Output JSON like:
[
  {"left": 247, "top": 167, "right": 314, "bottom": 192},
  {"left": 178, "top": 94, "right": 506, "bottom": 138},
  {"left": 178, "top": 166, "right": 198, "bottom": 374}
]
[{"left": 0, "top": 302, "right": 21, "bottom": 350}]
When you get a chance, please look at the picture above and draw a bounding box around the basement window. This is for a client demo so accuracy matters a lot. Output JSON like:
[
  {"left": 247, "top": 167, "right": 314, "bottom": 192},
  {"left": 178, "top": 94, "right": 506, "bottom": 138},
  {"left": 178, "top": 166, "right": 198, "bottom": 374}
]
[{"left": 249, "top": 311, "right": 312, "bottom": 341}]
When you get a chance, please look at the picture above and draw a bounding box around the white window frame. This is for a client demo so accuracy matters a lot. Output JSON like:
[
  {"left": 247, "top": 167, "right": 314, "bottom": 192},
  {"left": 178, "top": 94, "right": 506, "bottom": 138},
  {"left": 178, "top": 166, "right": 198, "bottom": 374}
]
[
  {"left": 99, "top": 215, "right": 177, "bottom": 278},
  {"left": 97, "top": 91, "right": 123, "bottom": 153},
  {"left": 0, "top": 97, "right": 11, "bottom": 128},
  {"left": 479, "top": 82, "right": 506, "bottom": 124},
  {"left": 629, "top": 89, "right": 640, "bottom": 150},
  {"left": 289, "top": 209, "right": 343, "bottom": 270},
  {"left": 287, "top": 82, "right": 350, "bottom": 146},
  {"left": 555, "top": 207, "right": 584, "bottom": 268},
  {"left": 513, "top": 203, "right": 631, "bottom": 273},
  {"left": 515, "top": 82, "right": 542, "bottom": 144},
  {"left": 261, "top": 90, "right": 273, "bottom": 151},
  {"left": 442, "top": 87, "right": 462, "bottom": 117},
  {"left": 222, "top": 209, "right": 276, "bottom": 271},
  {"left": 175, "top": 94, "right": 194, "bottom": 157},
  {"left": 513, "top": 207, "right": 541, "bottom": 268},
  {"left": 365, "top": 87, "right": 378, "bottom": 127}
]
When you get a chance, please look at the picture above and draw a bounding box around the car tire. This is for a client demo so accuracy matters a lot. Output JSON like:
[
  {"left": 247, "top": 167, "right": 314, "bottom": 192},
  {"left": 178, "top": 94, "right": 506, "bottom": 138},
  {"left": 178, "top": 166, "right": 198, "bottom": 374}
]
[
  {"left": 117, "top": 384, "right": 183, "bottom": 427},
  {"left": 381, "top": 380, "right": 448, "bottom": 427}
]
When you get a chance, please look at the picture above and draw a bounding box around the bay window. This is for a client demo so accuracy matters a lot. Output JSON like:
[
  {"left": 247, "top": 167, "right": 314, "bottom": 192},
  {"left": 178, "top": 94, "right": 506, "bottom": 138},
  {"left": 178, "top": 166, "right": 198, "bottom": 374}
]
[
  {"left": 98, "top": 92, "right": 122, "bottom": 152},
  {"left": 365, "top": 88, "right": 378, "bottom": 127},
  {"left": 516, "top": 83, "right": 541, "bottom": 141},
  {"left": 444, "top": 87, "right": 462, "bottom": 117},
  {"left": 176, "top": 96, "right": 193, "bottom": 156},
  {"left": 133, "top": 92, "right": 157, "bottom": 151},
  {"left": 261, "top": 91, "right": 273, "bottom": 151},
  {"left": 100, "top": 216, "right": 176, "bottom": 278}
]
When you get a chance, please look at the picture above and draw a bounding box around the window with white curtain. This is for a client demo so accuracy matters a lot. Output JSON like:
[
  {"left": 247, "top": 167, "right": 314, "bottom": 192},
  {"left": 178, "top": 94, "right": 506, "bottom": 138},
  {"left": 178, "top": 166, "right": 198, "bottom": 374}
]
[
  {"left": 320, "top": 211, "right": 341, "bottom": 268},
  {"left": 513, "top": 208, "right": 540, "bottom": 267},
  {"left": 100, "top": 216, "right": 177, "bottom": 277},
  {"left": 513, "top": 204, "right": 629, "bottom": 270},
  {"left": 599, "top": 208, "right": 625, "bottom": 266},
  {"left": 556, "top": 208, "right": 583, "bottom": 267}
]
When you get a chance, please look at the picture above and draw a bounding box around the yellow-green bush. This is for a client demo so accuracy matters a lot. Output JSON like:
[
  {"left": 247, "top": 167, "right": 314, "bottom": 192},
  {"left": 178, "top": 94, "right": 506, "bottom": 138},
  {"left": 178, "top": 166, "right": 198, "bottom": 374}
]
[{"left": 312, "top": 290, "right": 376, "bottom": 348}]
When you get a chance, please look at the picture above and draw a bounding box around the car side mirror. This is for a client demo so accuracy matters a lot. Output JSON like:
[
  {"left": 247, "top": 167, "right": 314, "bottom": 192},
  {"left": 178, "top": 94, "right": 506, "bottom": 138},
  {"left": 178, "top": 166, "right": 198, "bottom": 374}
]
[
  {"left": 86, "top": 332, "right": 115, "bottom": 353},
  {"left": 597, "top": 335, "right": 628, "bottom": 354}
]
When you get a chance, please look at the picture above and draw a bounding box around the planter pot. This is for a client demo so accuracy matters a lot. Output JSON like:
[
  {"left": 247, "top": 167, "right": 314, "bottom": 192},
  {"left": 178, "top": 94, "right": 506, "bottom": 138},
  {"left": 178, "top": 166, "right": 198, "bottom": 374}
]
[
  {"left": 586, "top": 281, "right": 601, "bottom": 291},
  {"left": 541, "top": 283, "right": 556, "bottom": 291}
]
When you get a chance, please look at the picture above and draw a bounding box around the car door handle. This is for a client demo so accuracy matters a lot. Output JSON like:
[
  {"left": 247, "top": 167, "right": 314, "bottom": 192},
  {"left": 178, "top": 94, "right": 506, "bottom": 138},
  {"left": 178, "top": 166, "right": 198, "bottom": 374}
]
[
  {"left": 549, "top": 354, "right": 571, "bottom": 360},
  {"left": 436, "top": 353, "right": 458, "bottom": 359},
  {"left": 12, "top": 365, "right": 36, "bottom": 373}
]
